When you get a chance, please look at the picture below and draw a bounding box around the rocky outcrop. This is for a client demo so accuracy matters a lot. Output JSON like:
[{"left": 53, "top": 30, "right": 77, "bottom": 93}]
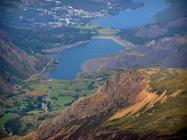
[
  {"left": 33, "top": 68, "right": 187, "bottom": 140},
  {"left": 35, "top": 70, "right": 148, "bottom": 139}
]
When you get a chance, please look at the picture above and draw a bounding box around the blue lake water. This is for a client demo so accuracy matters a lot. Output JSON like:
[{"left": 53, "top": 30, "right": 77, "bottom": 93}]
[
  {"left": 48, "top": 0, "right": 168, "bottom": 80},
  {"left": 94, "top": 0, "right": 167, "bottom": 29},
  {"left": 48, "top": 39, "right": 123, "bottom": 80}
]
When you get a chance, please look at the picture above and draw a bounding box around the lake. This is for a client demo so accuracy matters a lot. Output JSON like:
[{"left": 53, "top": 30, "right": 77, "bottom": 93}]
[
  {"left": 48, "top": 0, "right": 168, "bottom": 80},
  {"left": 48, "top": 39, "right": 123, "bottom": 80},
  {"left": 94, "top": 0, "right": 168, "bottom": 29}
]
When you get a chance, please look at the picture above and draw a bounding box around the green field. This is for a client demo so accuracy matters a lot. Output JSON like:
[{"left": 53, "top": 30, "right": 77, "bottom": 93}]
[
  {"left": 0, "top": 113, "right": 19, "bottom": 129},
  {"left": 0, "top": 71, "right": 111, "bottom": 135},
  {"left": 75, "top": 22, "right": 119, "bottom": 36}
]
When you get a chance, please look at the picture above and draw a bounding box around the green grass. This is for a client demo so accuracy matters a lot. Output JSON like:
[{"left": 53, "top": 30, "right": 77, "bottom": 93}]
[
  {"left": 103, "top": 69, "right": 187, "bottom": 135},
  {"left": 30, "top": 83, "right": 49, "bottom": 95},
  {"left": 0, "top": 113, "right": 19, "bottom": 128},
  {"left": 55, "top": 96, "right": 73, "bottom": 107},
  {"left": 149, "top": 69, "right": 187, "bottom": 95},
  {"left": 21, "top": 76, "right": 99, "bottom": 111},
  {"left": 0, "top": 70, "right": 110, "bottom": 135},
  {"left": 48, "top": 79, "right": 94, "bottom": 110},
  {"left": 75, "top": 22, "right": 119, "bottom": 36},
  {"left": 16, "top": 99, "right": 27, "bottom": 110},
  {"left": 104, "top": 92, "right": 187, "bottom": 135},
  {"left": 75, "top": 22, "right": 102, "bottom": 30},
  {"left": 97, "top": 28, "right": 118, "bottom": 35},
  {"left": 27, "top": 110, "right": 42, "bottom": 115}
]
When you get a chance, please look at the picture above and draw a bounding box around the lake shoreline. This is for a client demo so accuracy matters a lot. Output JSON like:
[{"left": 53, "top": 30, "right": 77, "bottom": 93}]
[
  {"left": 48, "top": 39, "right": 123, "bottom": 80},
  {"left": 91, "top": 35, "right": 136, "bottom": 49},
  {"left": 42, "top": 40, "right": 90, "bottom": 53},
  {"left": 43, "top": 35, "right": 135, "bottom": 53}
]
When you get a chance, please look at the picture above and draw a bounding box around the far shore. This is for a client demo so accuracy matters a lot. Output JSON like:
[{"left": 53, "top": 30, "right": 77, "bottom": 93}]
[
  {"left": 42, "top": 40, "right": 90, "bottom": 53},
  {"left": 91, "top": 35, "right": 136, "bottom": 49},
  {"left": 43, "top": 35, "right": 136, "bottom": 53}
]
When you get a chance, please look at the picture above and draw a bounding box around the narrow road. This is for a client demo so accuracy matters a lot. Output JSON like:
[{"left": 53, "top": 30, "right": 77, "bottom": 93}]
[
  {"left": 40, "top": 57, "right": 54, "bottom": 75},
  {"left": 25, "top": 57, "right": 54, "bottom": 82},
  {"left": 43, "top": 80, "right": 52, "bottom": 112},
  {"left": 40, "top": 57, "right": 54, "bottom": 112}
]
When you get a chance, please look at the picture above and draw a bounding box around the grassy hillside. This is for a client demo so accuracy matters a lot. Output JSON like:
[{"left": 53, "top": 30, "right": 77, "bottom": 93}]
[
  {"left": 103, "top": 68, "right": 187, "bottom": 137},
  {"left": 0, "top": 71, "right": 111, "bottom": 137},
  {"left": 32, "top": 68, "right": 187, "bottom": 140},
  {"left": 1, "top": 68, "right": 187, "bottom": 140}
]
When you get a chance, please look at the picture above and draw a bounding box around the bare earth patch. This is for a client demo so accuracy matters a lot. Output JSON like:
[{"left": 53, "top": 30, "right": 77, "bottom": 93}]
[{"left": 109, "top": 80, "right": 181, "bottom": 121}]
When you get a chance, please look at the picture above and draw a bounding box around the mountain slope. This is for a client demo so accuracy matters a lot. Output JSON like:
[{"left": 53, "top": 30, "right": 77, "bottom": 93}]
[
  {"left": 0, "top": 29, "right": 46, "bottom": 93},
  {"left": 30, "top": 68, "right": 187, "bottom": 140}
]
